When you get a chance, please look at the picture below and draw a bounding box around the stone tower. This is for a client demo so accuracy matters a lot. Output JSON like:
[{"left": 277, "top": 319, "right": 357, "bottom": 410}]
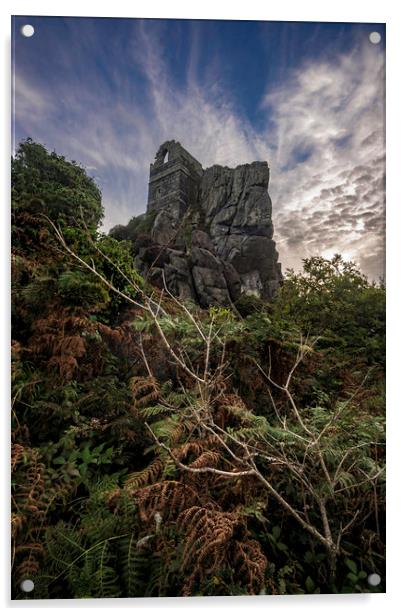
[
  {"left": 147, "top": 140, "right": 203, "bottom": 245},
  {"left": 147, "top": 140, "right": 203, "bottom": 213}
]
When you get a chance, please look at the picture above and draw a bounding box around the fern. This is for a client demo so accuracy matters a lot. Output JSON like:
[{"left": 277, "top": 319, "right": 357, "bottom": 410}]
[
  {"left": 148, "top": 415, "right": 183, "bottom": 443},
  {"left": 64, "top": 539, "right": 121, "bottom": 599},
  {"left": 144, "top": 551, "right": 172, "bottom": 597},
  {"left": 45, "top": 523, "right": 85, "bottom": 574},
  {"left": 134, "top": 480, "right": 200, "bottom": 524},
  {"left": 233, "top": 539, "right": 267, "bottom": 594},
  {"left": 140, "top": 404, "right": 172, "bottom": 418},
  {"left": 91, "top": 540, "right": 121, "bottom": 598},
  {"left": 125, "top": 458, "right": 163, "bottom": 490},
  {"left": 130, "top": 375, "right": 159, "bottom": 408},
  {"left": 171, "top": 435, "right": 220, "bottom": 461},
  {"left": 118, "top": 533, "right": 148, "bottom": 597},
  {"left": 176, "top": 505, "right": 267, "bottom": 596},
  {"left": 188, "top": 450, "right": 221, "bottom": 469}
]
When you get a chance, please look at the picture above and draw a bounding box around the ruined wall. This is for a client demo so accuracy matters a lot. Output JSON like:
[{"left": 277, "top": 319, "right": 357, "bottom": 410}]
[
  {"left": 147, "top": 140, "right": 203, "bottom": 246},
  {"left": 147, "top": 140, "right": 202, "bottom": 212},
  {"left": 138, "top": 140, "right": 282, "bottom": 306}
]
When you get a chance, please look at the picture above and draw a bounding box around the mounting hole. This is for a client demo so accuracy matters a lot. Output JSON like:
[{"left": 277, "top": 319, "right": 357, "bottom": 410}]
[
  {"left": 20, "top": 579, "right": 35, "bottom": 593},
  {"left": 21, "top": 24, "right": 35, "bottom": 38},
  {"left": 369, "top": 32, "right": 381, "bottom": 45},
  {"left": 367, "top": 573, "right": 381, "bottom": 587}
]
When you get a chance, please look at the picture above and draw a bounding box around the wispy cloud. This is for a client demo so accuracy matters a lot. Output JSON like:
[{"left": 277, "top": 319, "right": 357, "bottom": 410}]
[
  {"left": 13, "top": 74, "right": 54, "bottom": 142},
  {"left": 13, "top": 20, "right": 385, "bottom": 279}
]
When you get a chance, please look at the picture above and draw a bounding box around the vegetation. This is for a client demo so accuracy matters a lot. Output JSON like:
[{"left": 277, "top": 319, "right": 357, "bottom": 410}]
[
  {"left": 109, "top": 210, "right": 157, "bottom": 242},
  {"left": 11, "top": 140, "right": 385, "bottom": 599}
]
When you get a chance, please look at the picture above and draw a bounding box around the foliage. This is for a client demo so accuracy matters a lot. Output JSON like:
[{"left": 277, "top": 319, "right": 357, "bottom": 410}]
[
  {"left": 272, "top": 255, "right": 385, "bottom": 366},
  {"left": 12, "top": 138, "right": 103, "bottom": 232},
  {"left": 11, "top": 141, "right": 385, "bottom": 598},
  {"left": 109, "top": 210, "right": 158, "bottom": 242}
]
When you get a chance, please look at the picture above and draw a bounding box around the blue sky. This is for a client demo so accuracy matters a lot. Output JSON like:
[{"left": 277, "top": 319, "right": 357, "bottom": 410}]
[{"left": 12, "top": 16, "right": 385, "bottom": 278}]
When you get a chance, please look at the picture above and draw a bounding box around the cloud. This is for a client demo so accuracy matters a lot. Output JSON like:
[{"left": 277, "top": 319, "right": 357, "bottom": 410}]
[
  {"left": 262, "top": 43, "right": 385, "bottom": 279},
  {"left": 13, "top": 75, "right": 54, "bottom": 148},
  {"left": 13, "top": 22, "right": 385, "bottom": 280},
  {"left": 125, "top": 32, "right": 385, "bottom": 279}
]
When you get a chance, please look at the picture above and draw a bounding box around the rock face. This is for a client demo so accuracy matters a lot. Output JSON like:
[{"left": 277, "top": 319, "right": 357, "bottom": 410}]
[
  {"left": 131, "top": 140, "right": 282, "bottom": 307},
  {"left": 200, "top": 162, "right": 281, "bottom": 299}
]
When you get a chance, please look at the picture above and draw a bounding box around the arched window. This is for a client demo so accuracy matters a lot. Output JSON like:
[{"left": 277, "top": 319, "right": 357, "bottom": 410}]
[{"left": 154, "top": 143, "right": 171, "bottom": 167}]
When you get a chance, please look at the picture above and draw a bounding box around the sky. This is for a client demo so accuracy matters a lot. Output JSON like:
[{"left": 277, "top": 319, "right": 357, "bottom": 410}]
[{"left": 12, "top": 16, "right": 386, "bottom": 279}]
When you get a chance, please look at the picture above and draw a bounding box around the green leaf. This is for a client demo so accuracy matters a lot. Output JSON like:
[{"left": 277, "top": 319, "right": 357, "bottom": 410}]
[
  {"left": 272, "top": 526, "right": 281, "bottom": 540},
  {"left": 347, "top": 572, "right": 358, "bottom": 583},
  {"left": 305, "top": 576, "right": 315, "bottom": 593},
  {"left": 81, "top": 446, "right": 92, "bottom": 464},
  {"left": 345, "top": 558, "right": 357, "bottom": 574},
  {"left": 53, "top": 456, "right": 65, "bottom": 465}
]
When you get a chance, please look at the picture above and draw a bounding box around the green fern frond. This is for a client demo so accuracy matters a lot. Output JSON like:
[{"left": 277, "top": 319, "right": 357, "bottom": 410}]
[
  {"left": 66, "top": 539, "right": 121, "bottom": 598},
  {"left": 148, "top": 414, "right": 195, "bottom": 445},
  {"left": 118, "top": 533, "right": 149, "bottom": 597},
  {"left": 45, "top": 523, "right": 84, "bottom": 573},
  {"left": 140, "top": 404, "right": 173, "bottom": 418},
  {"left": 144, "top": 552, "right": 170, "bottom": 597}
]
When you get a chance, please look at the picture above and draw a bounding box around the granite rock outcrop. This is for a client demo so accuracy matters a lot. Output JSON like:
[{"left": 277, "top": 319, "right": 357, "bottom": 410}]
[{"left": 111, "top": 140, "right": 282, "bottom": 308}]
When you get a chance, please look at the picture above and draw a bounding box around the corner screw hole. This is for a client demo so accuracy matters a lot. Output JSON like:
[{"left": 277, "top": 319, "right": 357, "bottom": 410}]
[
  {"left": 367, "top": 573, "right": 381, "bottom": 587},
  {"left": 21, "top": 24, "right": 35, "bottom": 38},
  {"left": 20, "top": 578, "right": 35, "bottom": 592},
  {"left": 369, "top": 32, "right": 381, "bottom": 45}
]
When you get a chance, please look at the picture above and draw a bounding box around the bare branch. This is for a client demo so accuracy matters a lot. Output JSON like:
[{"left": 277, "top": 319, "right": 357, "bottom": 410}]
[{"left": 145, "top": 422, "right": 254, "bottom": 478}]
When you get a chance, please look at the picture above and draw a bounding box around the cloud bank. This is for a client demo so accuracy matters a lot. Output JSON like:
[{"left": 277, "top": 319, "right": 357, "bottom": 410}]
[{"left": 264, "top": 44, "right": 385, "bottom": 279}]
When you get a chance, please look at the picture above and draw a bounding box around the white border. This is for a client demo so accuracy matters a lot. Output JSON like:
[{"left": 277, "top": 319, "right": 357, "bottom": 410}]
[{"left": 2, "top": 1, "right": 401, "bottom": 614}]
